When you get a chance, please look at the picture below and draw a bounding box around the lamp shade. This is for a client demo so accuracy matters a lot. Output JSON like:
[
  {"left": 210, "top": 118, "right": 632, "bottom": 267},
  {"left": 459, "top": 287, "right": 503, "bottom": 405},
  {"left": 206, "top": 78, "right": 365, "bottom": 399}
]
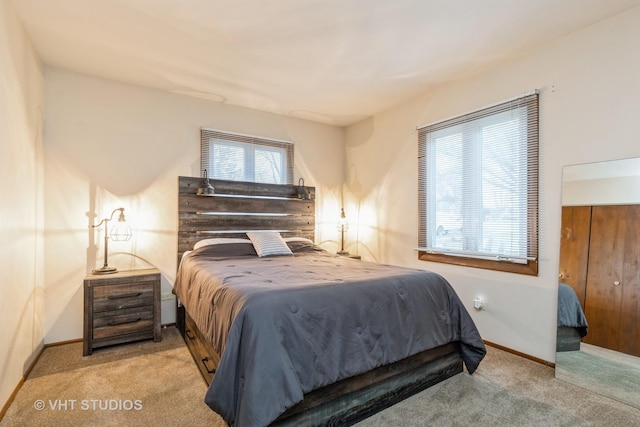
[
  {"left": 197, "top": 169, "right": 215, "bottom": 196},
  {"left": 92, "top": 207, "right": 132, "bottom": 274},
  {"left": 110, "top": 222, "right": 132, "bottom": 241}
]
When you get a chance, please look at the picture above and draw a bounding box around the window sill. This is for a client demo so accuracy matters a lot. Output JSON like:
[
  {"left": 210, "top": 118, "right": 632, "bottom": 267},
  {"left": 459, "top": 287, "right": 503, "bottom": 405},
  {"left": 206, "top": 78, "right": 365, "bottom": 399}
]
[{"left": 418, "top": 251, "right": 538, "bottom": 276}]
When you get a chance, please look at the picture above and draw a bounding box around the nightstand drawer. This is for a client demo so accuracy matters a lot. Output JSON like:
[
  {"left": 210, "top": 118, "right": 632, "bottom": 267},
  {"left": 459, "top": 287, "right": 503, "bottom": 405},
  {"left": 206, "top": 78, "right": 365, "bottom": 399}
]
[
  {"left": 93, "top": 282, "right": 155, "bottom": 312},
  {"left": 93, "top": 305, "right": 154, "bottom": 326},
  {"left": 94, "top": 316, "right": 154, "bottom": 340}
]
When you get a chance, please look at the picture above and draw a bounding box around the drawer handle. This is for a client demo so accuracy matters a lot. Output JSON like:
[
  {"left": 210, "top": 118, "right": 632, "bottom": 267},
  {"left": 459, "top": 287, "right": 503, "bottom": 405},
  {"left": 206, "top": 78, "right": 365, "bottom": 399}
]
[
  {"left": 108, "top": 292, "right": 142, "bottom": 299},
  {"left": 201, "top": 357, "right": 216, "bottom": 374},
  {"left": 108, "top": 317, "right": 142, "bottom": 326},
  {"left": 185, "top": 329, "right": 195, "bottom": 341}
]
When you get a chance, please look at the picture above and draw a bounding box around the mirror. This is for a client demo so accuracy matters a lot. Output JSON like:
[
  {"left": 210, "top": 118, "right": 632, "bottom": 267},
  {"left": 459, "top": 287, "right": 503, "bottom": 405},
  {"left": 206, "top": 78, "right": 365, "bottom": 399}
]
[{"left": 556, "top": 157, "right": 640, "bottom": 409}]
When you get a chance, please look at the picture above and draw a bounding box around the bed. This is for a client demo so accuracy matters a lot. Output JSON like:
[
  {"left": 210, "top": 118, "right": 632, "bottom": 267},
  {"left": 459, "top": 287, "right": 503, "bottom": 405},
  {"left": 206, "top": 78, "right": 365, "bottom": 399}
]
[
  {"left": 556, "top": 283, "right": 588, "bottom": 352},
  {"left": 174, "top": 176, "right": 486, "bottom": 426}
]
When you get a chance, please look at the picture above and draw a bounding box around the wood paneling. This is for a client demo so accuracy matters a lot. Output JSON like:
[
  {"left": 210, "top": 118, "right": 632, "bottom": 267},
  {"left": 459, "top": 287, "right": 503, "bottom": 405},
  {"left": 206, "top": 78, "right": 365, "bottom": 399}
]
[
  {"left": 558, "top": 206, "right": 592, "bottom": 308},
  {"left": 584, "top": 205, "right": 640, "bottom": 356},
  {"left": 177, "top": 177, "right": 315, "bottom": 262}
]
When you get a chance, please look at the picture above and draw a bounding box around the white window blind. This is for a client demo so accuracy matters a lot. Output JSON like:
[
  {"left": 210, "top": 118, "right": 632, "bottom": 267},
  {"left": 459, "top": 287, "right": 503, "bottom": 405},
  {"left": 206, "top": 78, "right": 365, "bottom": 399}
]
[
  {"left": 201, "top": 128, "right": 294, "bottom": 184},
  {"left": 417, "top": 92, "right": 539, "bottom": 274}
]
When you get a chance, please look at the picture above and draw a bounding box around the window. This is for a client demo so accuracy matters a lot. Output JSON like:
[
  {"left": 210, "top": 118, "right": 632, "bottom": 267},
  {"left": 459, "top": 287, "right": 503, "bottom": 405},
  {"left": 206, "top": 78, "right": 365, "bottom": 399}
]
[
  {"left": 201, "top": 128, "right": 294, "bottom": 184},
  {"left": 417, "top": 92, "right": 539, "bottom": 275}
]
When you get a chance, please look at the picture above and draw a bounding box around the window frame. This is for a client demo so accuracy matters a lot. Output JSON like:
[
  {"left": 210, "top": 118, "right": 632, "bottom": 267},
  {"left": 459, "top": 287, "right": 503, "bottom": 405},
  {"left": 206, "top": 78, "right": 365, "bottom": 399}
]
[
  {"left": 200, "top": 128, "right": 294, "bottom": 185},
  {"left": 417, "top": 93, "right": 539, "bottom": 276}
]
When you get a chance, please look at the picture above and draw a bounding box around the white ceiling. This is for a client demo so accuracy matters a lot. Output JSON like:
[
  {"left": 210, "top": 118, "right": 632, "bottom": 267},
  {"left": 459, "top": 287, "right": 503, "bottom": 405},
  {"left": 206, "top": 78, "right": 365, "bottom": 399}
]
[{"left": 11, "top": 0, "right": 640, "bottom": 127}]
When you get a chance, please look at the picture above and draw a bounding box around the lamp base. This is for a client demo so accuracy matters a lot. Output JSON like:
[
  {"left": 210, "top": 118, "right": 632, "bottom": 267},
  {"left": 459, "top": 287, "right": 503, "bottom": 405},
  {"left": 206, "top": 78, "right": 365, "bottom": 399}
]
[
  {"left": 337, "top": 250, "right": 349, "bottom": 256},
  {"left": 92, "top": 266, "right": 118, "bottom": 275}
]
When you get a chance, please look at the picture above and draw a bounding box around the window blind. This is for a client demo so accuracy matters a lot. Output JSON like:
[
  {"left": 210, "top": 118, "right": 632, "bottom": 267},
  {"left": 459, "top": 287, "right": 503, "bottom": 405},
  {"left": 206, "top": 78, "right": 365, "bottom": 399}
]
[
  {"left": 201, "top": 128, "right": 294, "bottom": 185},
  {"left": 417, "top": 92, "right": 539, "bottom": 272}
]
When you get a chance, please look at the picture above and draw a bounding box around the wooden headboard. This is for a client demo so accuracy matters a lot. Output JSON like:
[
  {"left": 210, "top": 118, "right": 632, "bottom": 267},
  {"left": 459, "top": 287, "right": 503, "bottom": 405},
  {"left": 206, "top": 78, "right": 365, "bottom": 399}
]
[{"left": 177, "top": 176, "right": 316, "bottom": 263}]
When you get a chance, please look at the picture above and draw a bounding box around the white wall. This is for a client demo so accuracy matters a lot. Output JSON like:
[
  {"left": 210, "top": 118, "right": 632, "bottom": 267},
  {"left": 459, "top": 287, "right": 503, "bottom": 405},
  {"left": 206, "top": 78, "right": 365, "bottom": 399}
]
[
  {"left": 43, "top": 69, "right": 345, "bottom": 343},
  {"left": 344, "top": 6, "right": 640, "bottom": 363},
  {"left": 563, "top": 157, "right": 640, "bottom": 205},
  {"left": 563, "top": 176, "right": 640, "bottom": 206},
  {"left": 9, "top": 2, "right": 640, "bottom": 395},
  {"left": 0, "top": 0, "right": 45, "bottom": 411}
]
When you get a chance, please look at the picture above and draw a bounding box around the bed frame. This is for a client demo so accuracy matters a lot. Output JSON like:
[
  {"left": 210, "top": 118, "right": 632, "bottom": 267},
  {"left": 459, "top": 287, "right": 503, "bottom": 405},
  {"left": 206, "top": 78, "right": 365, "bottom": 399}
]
[
  {"left": 176, "top": 176, "right": 463, "bottom": 426},
  {"left": 556, "top": 326, "right": 582, "bottom": 352}
]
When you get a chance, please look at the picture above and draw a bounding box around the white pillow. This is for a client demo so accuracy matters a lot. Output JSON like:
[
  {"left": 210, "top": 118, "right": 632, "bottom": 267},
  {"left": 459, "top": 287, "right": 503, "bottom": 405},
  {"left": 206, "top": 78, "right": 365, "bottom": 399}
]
[
  {"left": 246, "top": 232, "right": 293, "bottom": 257},
  {"left": 194, "top": 237, "right": 252, "bottom": 250}
]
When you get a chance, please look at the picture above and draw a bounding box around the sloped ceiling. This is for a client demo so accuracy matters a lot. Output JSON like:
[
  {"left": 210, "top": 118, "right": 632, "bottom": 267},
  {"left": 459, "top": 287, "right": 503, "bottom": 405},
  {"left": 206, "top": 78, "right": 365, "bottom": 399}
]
[{"left": 12, "top": 0, "right": 640, "bottom": 126}]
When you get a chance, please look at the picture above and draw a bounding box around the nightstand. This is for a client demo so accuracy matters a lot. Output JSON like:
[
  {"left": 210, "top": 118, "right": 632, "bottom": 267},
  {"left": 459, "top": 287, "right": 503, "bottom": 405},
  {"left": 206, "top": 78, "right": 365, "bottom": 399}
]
[{"left": 83, "top": 268, "right": 161, "bottom": 356}]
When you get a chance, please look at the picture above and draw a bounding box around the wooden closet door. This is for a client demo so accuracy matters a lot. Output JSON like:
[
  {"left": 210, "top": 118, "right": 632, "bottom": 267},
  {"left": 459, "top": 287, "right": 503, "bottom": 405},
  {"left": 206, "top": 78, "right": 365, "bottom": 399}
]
[
  {"left": 584, "top": 205, "right": 640, "bottom": 357},
  {"left": 558, "top": 206, "right": 591, "bottom": 308}
]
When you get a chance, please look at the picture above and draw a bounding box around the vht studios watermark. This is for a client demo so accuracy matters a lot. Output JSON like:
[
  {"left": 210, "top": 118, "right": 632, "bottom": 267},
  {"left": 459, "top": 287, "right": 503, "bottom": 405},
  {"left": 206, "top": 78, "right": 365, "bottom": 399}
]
[{"left": 33, "top": 399, "right": 143, "bottom": 411}]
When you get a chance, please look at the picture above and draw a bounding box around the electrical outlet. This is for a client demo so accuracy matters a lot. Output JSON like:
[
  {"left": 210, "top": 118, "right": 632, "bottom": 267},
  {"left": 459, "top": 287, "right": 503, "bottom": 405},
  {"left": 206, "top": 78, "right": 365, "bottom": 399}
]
[{"left": 161, "top": 292, "right": 175, "bottom": 301}]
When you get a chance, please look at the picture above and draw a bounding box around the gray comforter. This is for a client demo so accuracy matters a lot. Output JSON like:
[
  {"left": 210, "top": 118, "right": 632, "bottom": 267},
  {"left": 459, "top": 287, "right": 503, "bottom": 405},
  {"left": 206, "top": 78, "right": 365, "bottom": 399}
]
[
  {"left": 557, "top": 283, "right": 588, "bottom": 337},
  {"left": 174, "top": 242, "right": 486, "bottom": 427}
]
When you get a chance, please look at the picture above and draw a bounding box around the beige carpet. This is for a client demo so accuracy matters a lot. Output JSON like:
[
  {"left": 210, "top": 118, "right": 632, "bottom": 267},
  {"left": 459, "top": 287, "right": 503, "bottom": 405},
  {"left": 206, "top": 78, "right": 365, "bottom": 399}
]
[
  {"left": 1, "top": 327, "right": 225, "bottom": 427},
  {"left": 2, "top": 327, "right": 640, "bottom": 426},
  {"left": 357, "top": 346, "right": 640, "bottom": 427}
]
